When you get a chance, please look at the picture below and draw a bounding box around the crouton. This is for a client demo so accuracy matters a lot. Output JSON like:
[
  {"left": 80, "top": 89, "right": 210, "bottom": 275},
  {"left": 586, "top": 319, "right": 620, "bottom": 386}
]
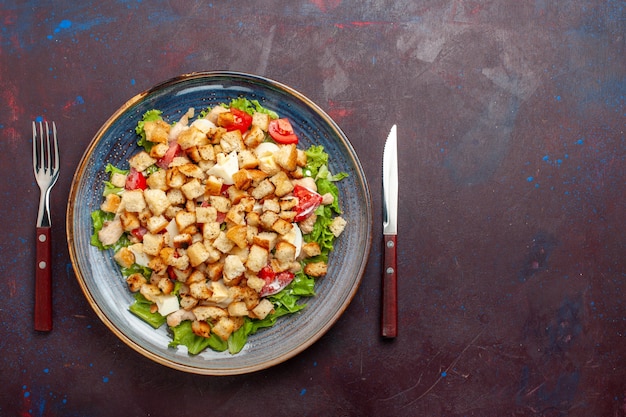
[
  {"left": 246, "top": 211, "right": 261, "bottom": 228},
  {"left": 114, "top": 247, "right": 135, "bottom": 268},
  {"left": 272, "top": 218, "right": 293, "bottom": 236},
  {"left": 142, "top": 233, "right": 164, "bottom": 256},
  {"left": 304, "top": 261, "right": 328, "bottom": 277},
  {"left": 110, "top": 172, "right": 127, "bottom": 188},
  {"left": 209, "top": 195, "right": 231, "bottom": 213},
  {"left": 202, "top": 221, "right": 221, "bottom": 241},
  {"left": 195, "top": 206, "right": 217, "bottom": 223},
  {"left": 146, "top": 214, "right": 169, "bottom": 234},
  {"left": 143, "top": 119, "right": 171, "bottom": 144},
  {"left": 212, "top": 316, "right": 237, "bottom": 341},
  {"left": 120, "top": 190, "right": 146, "bottom": 213},
  {"left": 143, "top": 189, "right": 170, "bottom": 216},
  {"left": 193, "top": 305, "right": 227, "bottom": 321},
  {"left": 187, "top": 241, "right": 211, "bottom": 267},
  {"left": 251, "top": 299, "right": 274, "bottom": 320},
  {"left": 175, "top": 210, "right": 196, "bottom": 231},
  {"left": 329, "top": 216, "right": 347, "bottom": 237},
  {"left": 246, "top": 274, "right": 266, "bottom": 293},
  {"left": 212, "top": 231, "right": 235, "bottom": 254},
  {"left": 129, "top": 151, "right": 157, "bottom": 172},
  {"left": 220, "top": 130, "right": 244, "bottom": 153},
  {"left": 198, "top": 144, "right": 216, "bottom": 162},
  {"left": 179, "top": 294, "right": 199, "bottom": 310},
  {"left": 148, "top": 256, "right": 168, "bottom": 275},
  {"left": 178, "top": 163, "right": 205, "bottom": 180},
  {"left": 275, "top": 144, "right": 298, "bottom": 171},
  {"left": 191, "top": 320, "right": 212, "bottom": 338},
  {"left": 251, "top": 112, "right": 270, "bottom": 131},
  {"left": 252, "top": 232, "right": 278, "bottom": 250},
  {"left": 238, "top": 150, "right": 259, "bottom": 169},
  {"left": 100, "top": 193, "right": 121, "bottom": 213},
  {"left": 157, "top": 277, "right": 175, "bottom": 295},
  {"left": 226, "top": 225, "right": 248, "bottom": 249},
  {"left": 251, "top": 178, "right": 275, "bottom": 200},
  {"left": 118, "top": 211, "right": 139, "bottom": 232},
  {"left": 146, "top": 169, "right": 168, "bottom": 191},
  {"left": 301, "top": 241, "right": 322, "bottom": 258},
  {"left": 246, "top": 244, "right": 269, "bottom": 273},
  {"left": 166, "top": 167, "right": 187, "bottom": 189},
  {"left": 260, "top": 210, "right": 279, "bottom": 230},
  {"left": 139, "top": 283, "right": 161, "bottom": 303},
  {"left": 205, "top": 175, "right": 224, "bottom": 196},
  {"left": 262, "top": 198, "right": 280, "bottom": 213},
  {"left": 149, "top": 143, "right": 170, "bottom": 159},
  {"left": 228, "top": 301, "right": 248, "bottom": 317},
  {"left": 232, "top": 169, "right": 253, "bottom": 190},
  {"left": 177, "top": 126, "right": 209, "bottom": 150},
  {"left": 274, "top": 241, "right": 296, "bottom": 264},
  {"left": 189, "top": 281, "right": 212, "bottom": 300},
  {"left": 181, "top": 178, "right": 206, "bottom": 200},
  {"left": 296, "top": 149, "right": 307, "bottom": 167},
  {"left": 166, "top": 188, "right": 185, "bottom": 206},
  {"left": 126, "top": 273, "right": 147, "bottom": 292},
  {"left": 223, "top": 255, "right": 246, "bottom": 284},
  {"left": 270, "top": 171, "right": 294, "bottom": 197}
]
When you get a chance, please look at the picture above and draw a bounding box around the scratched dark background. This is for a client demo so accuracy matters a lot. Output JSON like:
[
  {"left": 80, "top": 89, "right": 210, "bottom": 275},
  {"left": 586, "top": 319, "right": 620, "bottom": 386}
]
[{"left": 1, "top": 0, "right": 625, "bottom": 416}]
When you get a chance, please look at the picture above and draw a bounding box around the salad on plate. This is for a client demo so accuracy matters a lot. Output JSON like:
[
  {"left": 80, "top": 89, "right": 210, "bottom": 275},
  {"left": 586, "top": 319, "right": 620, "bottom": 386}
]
[{"left": 90, "top": 98, "right": 347, "bottom": 355}]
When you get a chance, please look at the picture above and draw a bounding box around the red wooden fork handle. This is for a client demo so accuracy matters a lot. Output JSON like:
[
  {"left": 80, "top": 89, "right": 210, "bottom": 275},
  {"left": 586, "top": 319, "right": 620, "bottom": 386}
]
[{"left": 35, "top": 226, "right": 53, "bottom": 331}]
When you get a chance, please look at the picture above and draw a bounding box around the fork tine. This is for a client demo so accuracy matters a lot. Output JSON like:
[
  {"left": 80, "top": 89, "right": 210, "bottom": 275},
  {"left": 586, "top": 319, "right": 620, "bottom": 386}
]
[
  {"left": 32, "top": 121, "right": 37, "bottom": 174},
  {"left": 44, "top": 121, "right": 51, "bottom": 173},
  {"left": 52, "top": 122, "right": 59, "bottom": 171}
]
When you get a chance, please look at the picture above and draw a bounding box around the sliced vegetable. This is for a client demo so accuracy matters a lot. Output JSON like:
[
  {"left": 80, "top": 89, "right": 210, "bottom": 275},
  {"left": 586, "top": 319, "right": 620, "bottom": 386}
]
[
  {"left": 222, "top": 107, "right": 253, "bottom": 134},
  {"left": 293, "top": 184, "right": 323, "bottom": 222},
  {"left": 268, "top": 118, "right": 298, "bottom": 144},
  {"left": 125, "top": 168, "right": 147, "bottom": 190}
]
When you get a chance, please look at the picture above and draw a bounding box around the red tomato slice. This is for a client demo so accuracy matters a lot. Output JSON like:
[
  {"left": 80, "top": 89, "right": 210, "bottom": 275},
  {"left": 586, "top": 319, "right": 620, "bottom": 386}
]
[
  {"left": 259, "top": 270, "right": 295, "bottom": 297},
  {"left": 268, "top": 118, "right": 298, "bottom": 144},
  {"left": 125, "top": 168, "right": 147, "bottom": 190},
  {"left": 293, "top": 184, "right": 323, "bottom": 222},
  {"left": 156, "top": 142, "right": 181, "bottom": 169},
  {"left": 258, "top": 265, "right": 275, "bottom": 281},
  {"left": 225, "top": 107, "right": 252, "bottom": 134},
  {"left": 130, "top": 226, "right": 148, "bottom": 241}
]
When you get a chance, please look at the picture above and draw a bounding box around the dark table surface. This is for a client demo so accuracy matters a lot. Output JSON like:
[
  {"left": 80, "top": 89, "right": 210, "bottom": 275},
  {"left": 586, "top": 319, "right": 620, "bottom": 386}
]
[{"left": 1, "top": 1, "right": 625, "bottom": 416}]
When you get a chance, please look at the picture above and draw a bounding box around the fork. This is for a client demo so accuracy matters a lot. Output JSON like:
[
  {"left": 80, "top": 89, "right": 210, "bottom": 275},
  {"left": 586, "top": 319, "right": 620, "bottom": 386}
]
[{"left": 32, "top": 121, "right": 60, "bottom": 331}]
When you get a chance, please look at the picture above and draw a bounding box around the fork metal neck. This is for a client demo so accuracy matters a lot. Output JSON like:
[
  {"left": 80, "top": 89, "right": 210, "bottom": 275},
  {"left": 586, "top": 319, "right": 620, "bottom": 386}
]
[{"left": 37, "top": 188, "right": 52, "bottom": 227}]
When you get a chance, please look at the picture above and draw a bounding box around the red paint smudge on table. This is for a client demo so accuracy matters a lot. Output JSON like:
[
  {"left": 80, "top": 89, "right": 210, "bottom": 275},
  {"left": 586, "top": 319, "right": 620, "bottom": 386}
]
[{"left": 309, "top": 0, "right": 341, "bottom": 13}]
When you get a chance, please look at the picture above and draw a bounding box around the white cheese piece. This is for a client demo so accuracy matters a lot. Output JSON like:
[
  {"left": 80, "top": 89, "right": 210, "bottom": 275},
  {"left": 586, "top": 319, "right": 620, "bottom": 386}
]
[
  {"left": 155, "top": 294, "right": 180, "bottom": 316},
  {"left": 128, "top": 243, "right": 151, "bottom": 267},
  {"left": 282, "top": 223, "right": 303, "bottom": 258},
  {"left": 206, "top": 151, "right": 239, "bottom": 185},
  {"left": 208, "top": 280, "right": 232, "bottom": 307},
  {"left": 254, "top": 142, "right": 279, "bottom": 157},
  {"left": 190, "top": 118, "right": 216, "bottom": 134},
  {"left": 165, "top": 219, "right": 179, "bottom": 247},
  {"left": 254, "top": 142, "right": 280, "bottom": 174}
]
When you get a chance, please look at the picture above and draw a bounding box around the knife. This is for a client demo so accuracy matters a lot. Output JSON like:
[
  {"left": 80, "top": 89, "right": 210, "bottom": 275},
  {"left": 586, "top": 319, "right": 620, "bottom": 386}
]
[{"left": 382, "top": 124, "right": 398, "bottom": 338}]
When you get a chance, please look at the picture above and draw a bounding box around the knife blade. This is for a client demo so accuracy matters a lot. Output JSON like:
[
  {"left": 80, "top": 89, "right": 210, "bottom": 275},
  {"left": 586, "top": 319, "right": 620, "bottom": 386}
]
[{"left": 382, "top": 124, "right": 398, "bottom": 338}]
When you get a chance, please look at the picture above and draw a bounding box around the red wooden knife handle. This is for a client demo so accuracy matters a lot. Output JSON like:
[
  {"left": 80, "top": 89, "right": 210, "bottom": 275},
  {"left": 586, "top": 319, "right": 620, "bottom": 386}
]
[
  {"left": 35, "top": 226, "right": 53, "bottom": 331},
  {"left": 382, "top": 234, "right": 398, "bottom": 338}
]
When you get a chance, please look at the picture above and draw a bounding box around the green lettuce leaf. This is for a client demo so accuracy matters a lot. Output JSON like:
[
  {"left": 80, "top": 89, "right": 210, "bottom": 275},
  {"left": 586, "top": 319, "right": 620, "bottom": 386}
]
[
  {"left": 135, "top": 109, "right": 163, "bottom": 152},
  {"left": 90, "top": 209, "right": 131, "bottom": 251},
  {"left": 129, "top": 293, "right": 166, "bottom": 329},
  {"left": 102, "top": 164, "right": 129, "bottom": 196},
  {"left": 90, "top": 210, "right": 115, "bottom": 250},
  {"left": 229, "top": 98, "right": 279, "bottom": 118},
  {"left": 169, "top": 321, "right": 228, "bottom": 354}
]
